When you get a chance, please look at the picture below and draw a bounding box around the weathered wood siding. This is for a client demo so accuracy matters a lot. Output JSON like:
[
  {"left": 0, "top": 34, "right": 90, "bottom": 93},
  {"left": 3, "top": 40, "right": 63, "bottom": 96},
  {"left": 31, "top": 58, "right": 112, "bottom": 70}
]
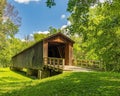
[{"left": 12, "top": 41, "right": 43, "bottom": 69}]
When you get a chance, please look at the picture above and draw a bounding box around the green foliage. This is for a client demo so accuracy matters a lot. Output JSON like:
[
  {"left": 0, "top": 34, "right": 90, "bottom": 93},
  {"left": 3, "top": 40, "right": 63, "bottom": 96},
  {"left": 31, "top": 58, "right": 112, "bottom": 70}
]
[
  {"left": 34, "top": 33, "right": 48, "bottom": 42},
  {"left": 46, "top": 0, "right": 56, "bottom": 8},
  {"left": 87, "top": 1, "right": 120, "bottom": 71},
  {"left": 66, "top": 0, "right": 101, "bottom": 61},
  {"left": 0, "top": 68, "right": 120, "bottom": 96},
  {"left": 67, "top": 0, "right": 120, "bottom": 71},
  {"left": 67, "top": 0, "right": 99, "bottom": 34},
  {"left": 0, "top": 38, "right": 28, "bottom": 67},
  {"left": 71, "top": 35, "right": 84, "bottom": 59},
  {"left": 48, "top": 26, "right": 58, "bottom": 35},
  {"left": 0, "top": 0, "right": 21, "bottom": 66}
]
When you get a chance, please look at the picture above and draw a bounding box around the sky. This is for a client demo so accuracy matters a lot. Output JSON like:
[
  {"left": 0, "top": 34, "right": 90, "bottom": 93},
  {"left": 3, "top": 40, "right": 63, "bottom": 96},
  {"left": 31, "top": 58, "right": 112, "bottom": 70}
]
[{"left": 7, "top": 0, "right": 70, "bottom": 39}]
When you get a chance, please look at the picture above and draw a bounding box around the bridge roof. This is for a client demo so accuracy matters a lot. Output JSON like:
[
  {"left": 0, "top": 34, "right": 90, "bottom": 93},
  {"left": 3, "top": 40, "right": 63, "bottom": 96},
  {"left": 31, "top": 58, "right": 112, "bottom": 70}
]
[{"left": 43, "top": 32, "right": 75, "bottom": 43}]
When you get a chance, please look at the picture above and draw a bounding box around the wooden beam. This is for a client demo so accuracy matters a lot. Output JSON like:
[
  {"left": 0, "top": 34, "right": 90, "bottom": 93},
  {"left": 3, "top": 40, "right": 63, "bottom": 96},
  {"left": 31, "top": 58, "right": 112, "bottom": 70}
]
[{"left": 43, "top": 41, "right": 48, "bottom": 58}]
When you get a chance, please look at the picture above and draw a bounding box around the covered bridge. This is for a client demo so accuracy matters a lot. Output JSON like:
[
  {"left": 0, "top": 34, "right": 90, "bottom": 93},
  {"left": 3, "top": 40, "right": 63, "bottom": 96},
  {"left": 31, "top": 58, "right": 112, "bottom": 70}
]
[{"left": 12, "top": 32, "right": 74, "bottom": 78}]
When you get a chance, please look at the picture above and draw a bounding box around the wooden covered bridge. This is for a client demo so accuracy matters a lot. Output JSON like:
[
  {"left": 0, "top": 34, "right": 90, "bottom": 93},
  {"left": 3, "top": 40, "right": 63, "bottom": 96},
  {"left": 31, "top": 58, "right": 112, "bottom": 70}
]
[{"left": 11, "top": 33, "right": 75, "bottom": 78}]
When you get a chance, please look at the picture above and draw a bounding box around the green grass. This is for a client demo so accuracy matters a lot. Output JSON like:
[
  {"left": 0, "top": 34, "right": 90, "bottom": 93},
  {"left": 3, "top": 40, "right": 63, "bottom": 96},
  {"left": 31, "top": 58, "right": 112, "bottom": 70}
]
[{"left": 0, "top": 68, "right": 120, "bottom": 96}]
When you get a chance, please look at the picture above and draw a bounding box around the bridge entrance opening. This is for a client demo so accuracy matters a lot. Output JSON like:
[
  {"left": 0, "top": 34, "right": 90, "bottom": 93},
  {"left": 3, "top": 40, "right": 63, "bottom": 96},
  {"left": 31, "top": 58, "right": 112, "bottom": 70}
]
[{"left": 48, "top": 42, "right": 65, "bottom": 58}]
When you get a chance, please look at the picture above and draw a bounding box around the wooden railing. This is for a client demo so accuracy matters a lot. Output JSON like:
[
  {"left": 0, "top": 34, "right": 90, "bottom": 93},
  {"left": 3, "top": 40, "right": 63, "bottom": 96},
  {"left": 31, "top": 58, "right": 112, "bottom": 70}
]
[
  {"left": 43, "top": 57, "right": 65, "bottom": 70},
  {"left": 74, "top": 59, "right": 102, "bottom": 68}
]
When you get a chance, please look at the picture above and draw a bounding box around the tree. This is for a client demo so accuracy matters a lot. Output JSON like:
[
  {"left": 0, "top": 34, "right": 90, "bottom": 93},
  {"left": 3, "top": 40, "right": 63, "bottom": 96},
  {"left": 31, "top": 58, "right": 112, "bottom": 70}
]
[
  {"left": 66, "top": 0, "right": 120, "bottom": 71},
  {"left": 46, "top": 0, "right": 56, "bottom": 8},
  {"left": 34, "top": 33, "right": 48, "bottom": 42},
  {"left": 0, "top": 0, "right": 21, "bottom": 66},
  {"left": 90, "top": 0, "right": 120, "bottom": 71},
  {"left": 48, "top": 26, "right": 58, "bottom": 35}
]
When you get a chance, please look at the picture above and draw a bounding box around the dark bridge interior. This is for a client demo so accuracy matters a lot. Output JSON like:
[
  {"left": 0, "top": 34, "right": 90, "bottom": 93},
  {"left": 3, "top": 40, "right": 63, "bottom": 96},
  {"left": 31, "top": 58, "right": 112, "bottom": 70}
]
[{"left": 48, "top": 42, "right": 65, "bottom": 58}]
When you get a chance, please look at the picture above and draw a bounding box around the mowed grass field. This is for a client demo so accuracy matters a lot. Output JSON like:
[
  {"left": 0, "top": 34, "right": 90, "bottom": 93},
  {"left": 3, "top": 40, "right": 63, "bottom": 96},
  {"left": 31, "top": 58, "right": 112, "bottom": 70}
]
[{"left": 0, "top": 68, "right": 120, "bottom": 96}]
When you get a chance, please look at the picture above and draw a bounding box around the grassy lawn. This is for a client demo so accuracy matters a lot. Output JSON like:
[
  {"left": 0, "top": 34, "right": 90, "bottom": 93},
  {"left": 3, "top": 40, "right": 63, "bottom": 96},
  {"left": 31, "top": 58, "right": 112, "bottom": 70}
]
[{"left": 0, "top": 68, "right": 120, "bottom": 96}]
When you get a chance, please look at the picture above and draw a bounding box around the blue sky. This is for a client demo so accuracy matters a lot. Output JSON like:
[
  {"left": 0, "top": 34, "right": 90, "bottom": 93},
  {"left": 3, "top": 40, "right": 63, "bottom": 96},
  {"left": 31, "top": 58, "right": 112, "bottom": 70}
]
[{"left": 7, "top": 0, "right": 70, "bottom": 39}]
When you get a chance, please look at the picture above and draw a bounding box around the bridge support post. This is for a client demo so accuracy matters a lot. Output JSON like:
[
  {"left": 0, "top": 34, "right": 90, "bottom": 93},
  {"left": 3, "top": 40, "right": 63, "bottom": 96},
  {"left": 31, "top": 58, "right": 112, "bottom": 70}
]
[
  {"left": 37, "top": 68, "right": 51, "bottom": 79},
  {"left": 38, "top": 70, "right": 42, "bottom": 79}
]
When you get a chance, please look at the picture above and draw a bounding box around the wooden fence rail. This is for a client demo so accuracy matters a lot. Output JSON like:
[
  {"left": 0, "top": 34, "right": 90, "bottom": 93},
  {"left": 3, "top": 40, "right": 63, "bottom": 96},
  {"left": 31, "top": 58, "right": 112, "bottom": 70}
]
[
  {"left": 43, "top": 57, "right": 65, "bottom": 70},
  {"left": 74, "top": 59, "right": 102, "bottom": 69}
]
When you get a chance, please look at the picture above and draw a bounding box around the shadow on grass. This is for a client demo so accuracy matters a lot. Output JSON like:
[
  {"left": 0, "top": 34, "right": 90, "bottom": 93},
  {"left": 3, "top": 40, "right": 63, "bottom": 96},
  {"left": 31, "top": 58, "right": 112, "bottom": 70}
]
[
  {"left": 11, "top": 70, "right": 37, "bottom": 80},
  {"left": 1, "top": 72, "right": 120, "bottom": 96},
  {"left": 0, "top": 69, "right": 10, "bottom": 72},
  {"left": 0, "top": 77, "right": 20, "bottom": 82},
  {"left": 0, "top": 80, "right": 33, "bottom": 96},
  {"left": 0, "top": 70, "right": 9, "bottom": 72}
]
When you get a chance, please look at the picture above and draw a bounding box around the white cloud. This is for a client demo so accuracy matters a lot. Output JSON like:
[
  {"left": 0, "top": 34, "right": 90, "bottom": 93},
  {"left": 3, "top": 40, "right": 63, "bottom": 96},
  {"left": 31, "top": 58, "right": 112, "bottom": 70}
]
[
  {"left": 61, "top": 14, "right": 66, "bottom": 19},
  {"left": 14, "top": 0, "right": 40, "bottom": 4},
  {"left": 61, "top": 25, "right": 67, "bottom": 30},
  {"left": 33, "top": 31, "right": 49, "bottom": 34},
  {"left": 30, "top": 34, "right": 33, "bottom": 37},
  {"left": 61, "top": 21, "right": 71, "bottom": 30},
  {"left": 67, "top": 21, "right": 71, "bottom": 26}
]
